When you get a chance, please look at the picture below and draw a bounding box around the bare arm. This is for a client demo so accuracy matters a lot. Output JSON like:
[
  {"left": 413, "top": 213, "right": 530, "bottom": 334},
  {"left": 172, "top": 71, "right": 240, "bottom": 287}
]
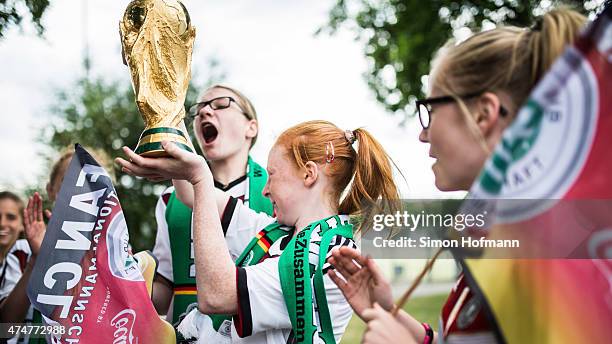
[
  {"left": 152, "top": 276, "right": 173, "bottom": 315},
  {"left": 362, "top": 304, "right": 419, "bottom": 344},
  {"left": 116, "top": 146, "right": 229, "bottom": 215},
  {"left": 173, "top": 179, "right": 194, "bottom": 208},
  {"left": 395, "top": 309, "right": 438, "bottom": 344},
  {"left": 173, "top": 179, "right": 229, "bottom": 216},
  {"left": 116, "top": 142, "right": 237, "bottom": 314},
  {"left": 192, "top": 181, "right": 237, "bottom": 314}
]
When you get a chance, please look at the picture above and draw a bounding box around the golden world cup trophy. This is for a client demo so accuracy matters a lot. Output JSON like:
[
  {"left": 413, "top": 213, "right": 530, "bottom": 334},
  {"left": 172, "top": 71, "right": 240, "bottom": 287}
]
[{"left": 120, "top": 0, "right": 196, "bottom": 157}]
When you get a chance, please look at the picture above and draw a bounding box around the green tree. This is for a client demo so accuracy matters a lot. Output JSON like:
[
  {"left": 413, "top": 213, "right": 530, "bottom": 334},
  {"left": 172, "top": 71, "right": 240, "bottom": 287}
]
[
  {"left": 0, "top": 0, "right": 50, "bottom": 39},
  {"left": 40, "top": 64, "right": 224, "bottom": 251},
  {"left": 319, "top": 0, "right": 604, "bottom": 119}
]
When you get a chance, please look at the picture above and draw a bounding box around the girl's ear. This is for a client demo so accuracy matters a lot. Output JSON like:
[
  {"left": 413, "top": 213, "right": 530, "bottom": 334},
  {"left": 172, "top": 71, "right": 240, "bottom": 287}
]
[
  {"left": 475, "top": 92, "right": 503, "bottom": 136},
  {"left": 245, "top": 119, "right": 258, "bottom": 140},
  {"left": 303, "top": 161, "right": 319, "bottom": 187}
]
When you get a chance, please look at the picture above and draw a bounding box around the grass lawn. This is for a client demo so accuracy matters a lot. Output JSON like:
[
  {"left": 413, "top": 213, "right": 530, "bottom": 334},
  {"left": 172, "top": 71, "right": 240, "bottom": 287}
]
[{"left": 340, "top": 293, "right": 447, "bottom": 344}]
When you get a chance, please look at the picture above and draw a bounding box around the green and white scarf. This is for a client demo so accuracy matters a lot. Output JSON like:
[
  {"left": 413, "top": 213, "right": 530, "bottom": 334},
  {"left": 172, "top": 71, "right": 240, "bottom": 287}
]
[
  {"left": 177, "top": 215, "right": 353, "bottom": 344},
  {"left": 279, "top": 215, "right": 353, "bottom": 344}
]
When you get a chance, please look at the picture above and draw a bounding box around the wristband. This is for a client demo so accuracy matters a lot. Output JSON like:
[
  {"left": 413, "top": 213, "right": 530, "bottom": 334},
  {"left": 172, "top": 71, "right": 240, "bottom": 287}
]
[{"left": 421, "top": 322, "right": 433, "bottom": 344}]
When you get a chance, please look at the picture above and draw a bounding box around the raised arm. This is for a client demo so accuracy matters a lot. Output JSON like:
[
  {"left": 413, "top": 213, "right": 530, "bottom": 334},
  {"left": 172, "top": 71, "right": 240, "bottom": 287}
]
[
  {"left": 172, "top": 179, "right": 229, "bottom": 217},
  {"left": 191, "top": 178, "right": 237, "bottom": 314},
  {"left": 327, "top": 246, "right": 394, "bottom": 318},
  {"left": 0, "top": 260, "right": 35, "bottom": 323},
  {"left": 116, "top": 141, "right": 237, "bottom": 314},
  {"left": 172, "top": 179, "right": 194, "bottom": 207},
  {"left": 115, "top": 146, "right": 229, "bottom": 215}
]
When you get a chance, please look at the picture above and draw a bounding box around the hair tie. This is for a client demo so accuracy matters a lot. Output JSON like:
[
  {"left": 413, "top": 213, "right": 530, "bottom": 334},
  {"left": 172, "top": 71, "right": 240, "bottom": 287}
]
[
  {"left": 344, "top": 129, "right": 356, "bottom": 144},
  {"left": 531, "top": 17, "right": 543, "bottom": 31},
  {"left": 325, "top": 141, "right": 335, "bottom": 163}
]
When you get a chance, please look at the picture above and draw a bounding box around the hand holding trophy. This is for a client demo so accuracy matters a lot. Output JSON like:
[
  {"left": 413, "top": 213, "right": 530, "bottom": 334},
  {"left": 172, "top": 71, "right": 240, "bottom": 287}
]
[{"left": 120, "top": 0, "right": 196, "bottom": 157}]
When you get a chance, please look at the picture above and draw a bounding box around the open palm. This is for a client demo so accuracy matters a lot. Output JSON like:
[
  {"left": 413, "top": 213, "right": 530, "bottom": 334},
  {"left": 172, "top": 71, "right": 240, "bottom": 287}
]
[
  {"left": 23, "top": 192, "right": 49, "bottom": 256},
  {"left": 115, "top": 141, "right": 211, "bottom": 186},
  {"left": 328, "top": 247, "right": 394, "bottom": 319}
]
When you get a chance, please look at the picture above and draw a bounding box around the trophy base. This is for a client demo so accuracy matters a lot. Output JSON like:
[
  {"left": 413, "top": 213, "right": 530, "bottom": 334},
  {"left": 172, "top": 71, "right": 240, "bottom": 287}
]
[{"left": 135, "top": 127, "right": 194, "bottom": 157}]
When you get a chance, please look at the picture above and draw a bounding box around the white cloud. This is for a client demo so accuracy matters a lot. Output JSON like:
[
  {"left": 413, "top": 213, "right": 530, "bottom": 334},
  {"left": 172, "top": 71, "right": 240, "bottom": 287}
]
[{"left": 0, "top": 0, "right": 456, "bottom": 198}]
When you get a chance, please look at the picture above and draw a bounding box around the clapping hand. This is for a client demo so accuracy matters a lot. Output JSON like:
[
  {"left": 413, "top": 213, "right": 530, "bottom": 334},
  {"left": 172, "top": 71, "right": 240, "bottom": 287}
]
[
  {"left": 327, "top": 246, "right": 394, "bottom": 319},
  {"left": 361, "top": 303, "right": 417, "bottom": 344},
  {"left": 23, "top": 192, "right": 50, "bottom": 257}
]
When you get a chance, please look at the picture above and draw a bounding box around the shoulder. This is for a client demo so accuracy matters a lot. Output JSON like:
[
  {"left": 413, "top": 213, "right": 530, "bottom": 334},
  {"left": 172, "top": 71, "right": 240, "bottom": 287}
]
[
  {"left": 0, "top": 239, "right": 31, "bottom": 296},
  {"left": 11, "top": 239, "right": 32, "bottom": 256}
]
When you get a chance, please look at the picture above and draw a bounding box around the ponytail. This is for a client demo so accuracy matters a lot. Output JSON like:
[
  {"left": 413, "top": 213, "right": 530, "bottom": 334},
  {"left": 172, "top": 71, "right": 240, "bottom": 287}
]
[
  {"left": 527, "top": 8, "right": 587, "bottom": 85},
  {"left": 433, "top": 8, "right": 587, "bottom": 121},
  {"left": 275, "top": 120, "right": 400, "bottom": 232},
  {"left": 338, "top": 128, "right": 400, "bottom": 224}
]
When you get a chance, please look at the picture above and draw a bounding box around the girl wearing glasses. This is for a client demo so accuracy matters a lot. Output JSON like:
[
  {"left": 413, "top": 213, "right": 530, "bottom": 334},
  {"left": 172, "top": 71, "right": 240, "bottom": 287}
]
[
  {"left": 150, "top": 85, "right": 274, "bottom": 325},
  {"left": 328, "top": 8, "right": 587, "bottom": 344},
  {"left": 116, "top": 120, "right": 401, "bottom": 343}
]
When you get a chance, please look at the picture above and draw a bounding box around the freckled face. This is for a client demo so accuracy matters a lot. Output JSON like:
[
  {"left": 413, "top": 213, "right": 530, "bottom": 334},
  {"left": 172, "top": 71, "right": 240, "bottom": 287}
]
[{"left": 262, "top": 146, "right": 306, "bottom": 226}]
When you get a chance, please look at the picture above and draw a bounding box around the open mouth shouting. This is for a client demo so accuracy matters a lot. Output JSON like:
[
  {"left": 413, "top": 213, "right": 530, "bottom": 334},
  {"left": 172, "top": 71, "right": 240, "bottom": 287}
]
[
  {"left": 201, "top": 122, "right": 219, "bottom": 144},
  {"left": 270, "top": 200, "right": 278, "bottom": 218}
]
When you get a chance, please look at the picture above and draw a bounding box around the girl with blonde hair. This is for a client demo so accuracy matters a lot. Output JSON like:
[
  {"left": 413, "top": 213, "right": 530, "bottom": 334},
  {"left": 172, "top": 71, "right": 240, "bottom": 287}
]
[{"left": 328, "top": 8, "right": 588, "bottom": 344}]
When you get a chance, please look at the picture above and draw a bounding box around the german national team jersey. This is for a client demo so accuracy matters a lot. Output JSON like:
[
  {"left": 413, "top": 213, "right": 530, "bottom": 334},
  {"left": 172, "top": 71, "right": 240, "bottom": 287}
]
[
  {"left": 154, "top": 157, "right": 274, "bottom": 325},
  {"left": 178, "top": 201, "right": 357, "bottom": 343},
  {"left": 152, "top": 174, "right": 250, "bottom": 284},
  {"left": 0, "top": 239, "right": 34, "bottom": 344},
  {"left": 153, "top": 174, "right": 256, "bottom": 323}
]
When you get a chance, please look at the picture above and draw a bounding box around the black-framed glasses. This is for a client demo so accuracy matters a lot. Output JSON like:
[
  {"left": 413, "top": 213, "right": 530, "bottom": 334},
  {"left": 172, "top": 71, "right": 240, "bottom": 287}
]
[
  {"left": 416, "top": 92, "right": 507, "bottom": 130},
  {"left": 187, "top": 96, "right": 249, "bottom": 119}
]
